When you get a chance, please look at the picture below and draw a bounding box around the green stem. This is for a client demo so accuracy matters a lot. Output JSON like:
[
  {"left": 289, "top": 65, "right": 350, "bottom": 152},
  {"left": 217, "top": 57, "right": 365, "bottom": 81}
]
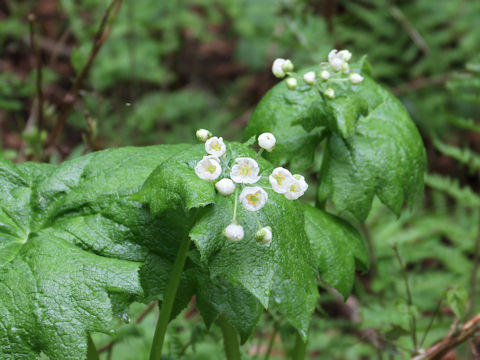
[
  {"left": 392, "top": 244, "right": 418, "bottom": 351},
  {"left": 218, "top": 315, "right": 241, "bottom": 360},
  {"left": 292, "top": 332, "right": 308, "bottom": 360},
  {"left": 149, "top": 234, "right": 191, "bottom": 360},
  {"left": 232, "top": 187, "right": 239, "bottom": 222},
  {"left": 264, "top": 321, "right": 279, "bottom": 360},
  {"left": 86, "top": 333, "right": 99, "bottom": 360}
]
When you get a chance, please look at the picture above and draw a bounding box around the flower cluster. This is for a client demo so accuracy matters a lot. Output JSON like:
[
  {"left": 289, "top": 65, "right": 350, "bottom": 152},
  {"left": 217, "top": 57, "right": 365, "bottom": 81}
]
[
  {"left": 271, "top": 49, "right": 364, "bottom": 99},
  {"left": 194, "top": 131, "right": 308, "bottom": 246}
]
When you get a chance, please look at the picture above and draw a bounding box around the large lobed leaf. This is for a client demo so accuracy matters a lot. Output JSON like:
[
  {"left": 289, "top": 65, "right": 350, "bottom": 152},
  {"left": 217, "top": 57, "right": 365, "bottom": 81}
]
[
  {"left": 134, "top": 142, "right": 319, "bottom": 337},
  {"left": 244, "top": 60, "right": 426, "bottom": 221}
]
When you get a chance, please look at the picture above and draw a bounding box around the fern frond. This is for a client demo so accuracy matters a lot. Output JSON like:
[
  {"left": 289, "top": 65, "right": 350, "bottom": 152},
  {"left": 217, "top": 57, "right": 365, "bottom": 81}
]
[
  {"left": 433, "top": 138, "right": 480, "bottom": 173},
  {"left": 425, "top": 174, "right": 480, "bottom": 207}
]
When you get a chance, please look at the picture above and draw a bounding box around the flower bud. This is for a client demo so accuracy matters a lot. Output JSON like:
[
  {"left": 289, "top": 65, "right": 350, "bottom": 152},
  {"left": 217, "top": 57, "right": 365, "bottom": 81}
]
[
  {"left": 325, "top": 88, "right": 335, "bottom": 99},
  {"left": 349, "top": 73, "right": 364, "bottom": 85},
  {"left": 342, "top": 62, "right": 350, "bottom": 74},
  {"left": 196, "top": 129, "right": 212, "bottom": 142},
  {"left": 303, "top": 71, "right": 316, "bottom": 85},
  {"left": 258, "top": 132, "right": 276, "bottom": 152},
  {"left": 272, "top": 58, "right": 286, "bottom": 78},
  {"left": 338, "top": 49, "right": 352, "bottom": 62},
  {"left": 215, "top": 178, "right": 235, "bottom": 196},
  {"left": 282, "top": 59, "right": 294, "bottom": 73},
  {"left": 256, "top": 226, "right": 272, "bottom": 246},
  {"left": 286, "top": 77, "right": 298, "bottom": 90},
  {"left": 224, "top": 223, "right": 244, "bottom": 242},
  {"left": 320, "top": 70, "right": 330, "bottom": 81}
]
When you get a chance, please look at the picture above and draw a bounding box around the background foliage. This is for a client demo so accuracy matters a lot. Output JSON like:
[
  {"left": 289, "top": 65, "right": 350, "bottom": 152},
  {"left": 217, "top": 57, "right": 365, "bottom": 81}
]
[{"left": 1, "top": 0, "right": 479, "bottom": 358}]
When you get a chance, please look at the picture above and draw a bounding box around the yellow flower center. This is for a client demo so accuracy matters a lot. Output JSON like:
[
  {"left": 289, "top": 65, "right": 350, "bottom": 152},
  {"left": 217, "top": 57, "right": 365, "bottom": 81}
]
[
  {"left": 205, "top": 163, "right": 216, "bottom": 174},
  {"left": 211, "top": 142, "right": 221, "bottom": 151},
  {"left": 240, "top": 164, "right": 252, "bottom": 177},
  {"left": 273, "top": 173, "right": 285, "bottom": 185},
  {"left": 290, "top": 184, "right": 297, "bottom": 192},
  {"left": 246, "top": 192, "right": 260, "bottom": 205}
]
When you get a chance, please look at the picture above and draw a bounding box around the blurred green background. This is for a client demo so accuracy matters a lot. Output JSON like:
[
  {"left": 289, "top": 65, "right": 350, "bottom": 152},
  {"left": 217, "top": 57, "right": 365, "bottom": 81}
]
[{"left": 1, "top": 0, "right": 480, "bottom": 359}]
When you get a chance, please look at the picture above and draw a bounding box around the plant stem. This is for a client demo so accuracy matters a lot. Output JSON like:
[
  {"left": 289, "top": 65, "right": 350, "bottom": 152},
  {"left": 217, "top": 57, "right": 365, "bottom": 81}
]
[
  {"left": 419, "top": 297, "right": 443, "bottom": 349},
  {"left": 149, "top": 234, "right": 191, "bottom": 360},
  {"left": 468, "top": 233, "right": 480, "bottom": 320},
  {"left": 392, "top": 244, "right": 418, "bottom": 351},
  {"left": 292, "top": 332, "right": 307, "bottom": 360},
  {"left": 264, "top": 321, "right": 279, "bottom": 360},
  {"left": 218, "top": 315, "right": 241, "bottom": 360},
  {"left": 232, "top": 187, "right": 239, "bottom": 223},
  {"left": 87, "top": 333, "right": 99, "bottom": 360}
]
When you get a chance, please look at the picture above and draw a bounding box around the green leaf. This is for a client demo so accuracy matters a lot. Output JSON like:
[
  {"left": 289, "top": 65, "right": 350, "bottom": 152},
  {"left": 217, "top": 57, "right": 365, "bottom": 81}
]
[
  {"left": 245, "top": 62, "right": 425, "bottom": 221},
  {"left": 193, "top": 268, "right": 262, "bottom": 344},
  {"left": 446, "top": 286, "right": 468, "bottom": 319},
  {"left": 243, "top": 73, "right": 326, "bottom": 171},
  {"left": 303, "top": 204, "right": 369, "bottom": 298},
  {"left": 0, "top": 145, "right": 188, "bottom": 360},
  {"left": 136, "top": 142, "right": 319, "bottom": 337}
]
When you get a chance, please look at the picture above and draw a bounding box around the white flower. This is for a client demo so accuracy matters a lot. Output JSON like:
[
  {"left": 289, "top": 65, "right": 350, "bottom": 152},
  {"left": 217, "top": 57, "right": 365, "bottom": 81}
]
[
  {"left": 205, "top": 136, "right": 226, "bottom": 157},
  {"left": 240, "top": 186, "right": 268, "bottom": 211},
  {"left": 325, "top": 88, "right": 335, "bottom": 99},
  {"left": 215, "top": 178, "right": 235, "bottom": 196},
  {"left": 349, "top": 73, "right": 364, "bottom": 85},
  {"left": 328, "top": 49, "right": 344, "bottom": 71},
  {"left": 286, "top": 77, "right": 297, "bottom": 90},
  {"left": 224, "top": 223, "right": 244, "bottom": 241},
  {"left": 230, "top": 157, "right": 261, "bottom": 184},
  {"left": 196, "top": 129, "right": 212, "bottom": 142},
  {"left": 282, "top": 59, "right": 294, "bottom": 73},
  {"left": 272, "top": 58, "right": 286, "bottom": 78},
  {"left": 269, "top": 167, "right": 293, "bottom": 194},
  {"left": 195, "top": 156, "right": 222, "bottom": 181},
  {"left": 258, "top": 132, "right": 276, "bottom": 152},
  {"left": 338, "top": 49, "right": 352, "bottom": 62},
  {"left": 303, "top": 71, "right": 316, "bottom": 85},
  {"left": 256, "top": 226, "right": 272, "bottom": 246},
  {"left": 284, "top": 174, "right": 308, "bottom": 200},
  {"left": 320, "top": 70, "right": 330, "bottom": 81}
]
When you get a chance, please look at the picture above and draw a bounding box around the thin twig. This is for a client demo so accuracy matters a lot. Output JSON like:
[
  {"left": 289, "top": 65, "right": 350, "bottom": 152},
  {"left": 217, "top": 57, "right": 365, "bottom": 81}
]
[
  {"left": 28, "top": 13, "right": 44, "bottom": 131},
  {"left": 263, "top": 321, "right": 279, "bottom": 360},
  {"left": 468, "top": 233, "right": 480, "bottom": 320},
  {"left": 419, "top": 297, "right": 444, "bottom": 349},
  {"left": 391, "top": 74, "right": 451, "bottom": 96},
  {"left": 46, "top": 0, "right": 123, "bottom": 148},
  {"left": 97, "top": 301, "right": 158, "bottom": 354},
  {"left": 393, "top": 244, "right": 418, "bottom": 352},
  {"left": 412, "top": 314, "right": 480, "bottom": 360},
  {"left": 385, "top": 1, "right": 429, "bottom": 55}
]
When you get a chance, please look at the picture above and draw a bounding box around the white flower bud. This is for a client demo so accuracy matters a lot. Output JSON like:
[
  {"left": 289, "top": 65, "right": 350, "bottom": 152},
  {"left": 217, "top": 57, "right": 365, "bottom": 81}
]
[
  {"left": 342, "top": 62, "right": 350, "bottom": 74},
  {"left": 282, "top": 59, "right": 294, "bottom": 73},
  {"left": 272, "top": 58, "right": 286, "bottom": 78},
  {"left": 349, "top": 73, "right": 364, "bottom": 85},
  {"left": 338, "top": 49, "right": 352, "bottom": 62},
  {"left": 258, "top": 132, "right": 276, "bottom": 152},
  {"left": 320, "top": 70, "right": 330, "bottom": 81},
  {"left": 215, "top": 178, "right": 235, "bottom": 196},
  {"left": 224, "top": 223, "right": 244, "bottom": 242},
  {"left": 286, "top": 77, "right": 297, "bottom": 90},
  {"left": 324, "top": 88, "right": 335, "bottom": 99},
  {"left": 256, "top": 226, "right": 272, "bottom": 246},
  {"left": 196, "top": 129, "right": 212, "bottom": 142},
  {"left": 303, "top": 71, "right": 316, "bottom": 85},
  {"left": 328, "top": 49, "right": 344, "bottom": 71}
]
